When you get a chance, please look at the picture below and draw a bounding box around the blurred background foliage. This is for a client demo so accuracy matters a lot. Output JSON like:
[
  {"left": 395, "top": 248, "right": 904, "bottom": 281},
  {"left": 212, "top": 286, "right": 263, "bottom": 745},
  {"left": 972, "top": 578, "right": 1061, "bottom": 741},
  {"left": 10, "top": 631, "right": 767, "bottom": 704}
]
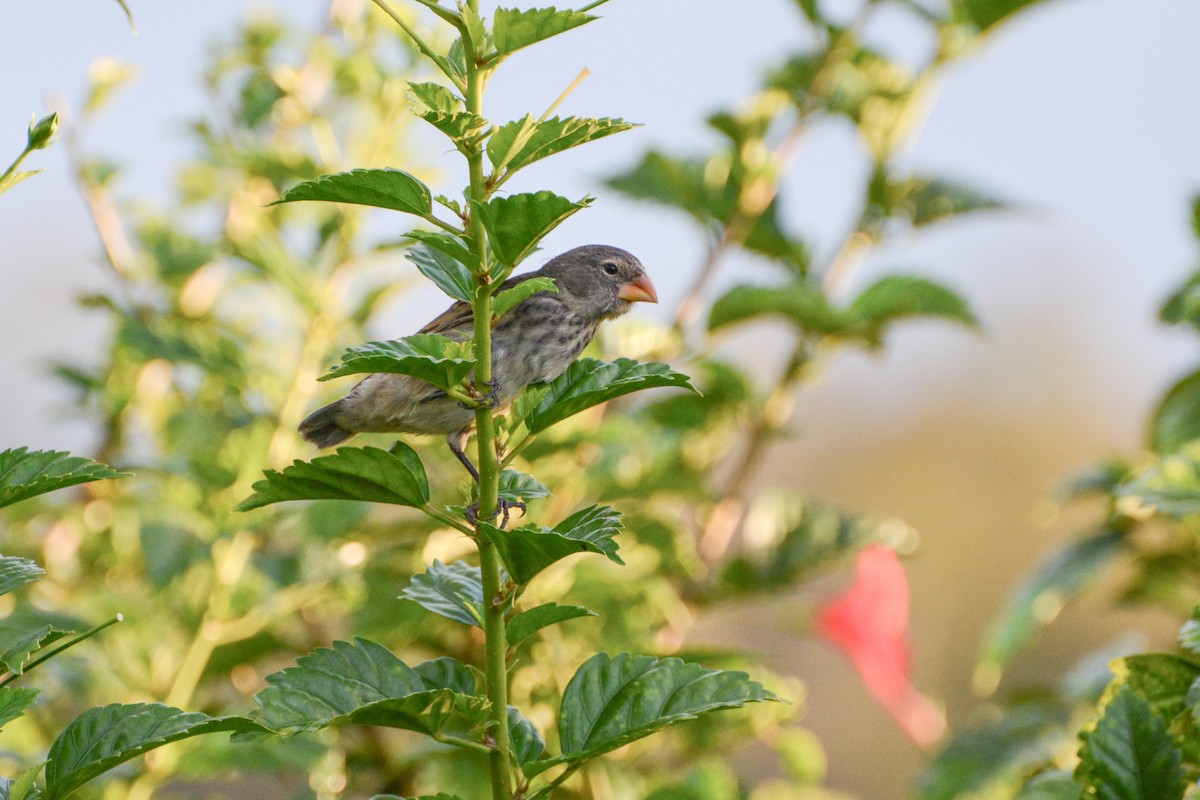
[{"left": 6, "top": 0, "right": 1200, "bottom": 798}]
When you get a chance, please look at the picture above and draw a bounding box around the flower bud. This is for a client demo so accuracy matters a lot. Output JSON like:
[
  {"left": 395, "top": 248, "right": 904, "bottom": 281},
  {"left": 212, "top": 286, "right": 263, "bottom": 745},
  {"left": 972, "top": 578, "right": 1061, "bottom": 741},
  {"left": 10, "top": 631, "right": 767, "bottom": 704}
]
[{"left": 27, "top": 112, "right": 59, "bottom": 150}]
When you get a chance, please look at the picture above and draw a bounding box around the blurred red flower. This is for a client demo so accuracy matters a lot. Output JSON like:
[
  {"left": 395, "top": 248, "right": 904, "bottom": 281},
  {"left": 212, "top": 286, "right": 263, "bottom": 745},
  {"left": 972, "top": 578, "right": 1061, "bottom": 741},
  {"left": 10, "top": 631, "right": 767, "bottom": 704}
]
[{"left": 816, "top": 544, "right": 945, "bottom": 747}]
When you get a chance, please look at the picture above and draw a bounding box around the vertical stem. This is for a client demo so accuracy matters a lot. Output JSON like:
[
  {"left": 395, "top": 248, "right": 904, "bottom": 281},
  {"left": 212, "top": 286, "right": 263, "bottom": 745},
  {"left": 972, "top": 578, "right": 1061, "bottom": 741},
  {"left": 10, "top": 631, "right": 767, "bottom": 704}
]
[{"left": 462, "top": 9, "right": 514, "bottom": 798}]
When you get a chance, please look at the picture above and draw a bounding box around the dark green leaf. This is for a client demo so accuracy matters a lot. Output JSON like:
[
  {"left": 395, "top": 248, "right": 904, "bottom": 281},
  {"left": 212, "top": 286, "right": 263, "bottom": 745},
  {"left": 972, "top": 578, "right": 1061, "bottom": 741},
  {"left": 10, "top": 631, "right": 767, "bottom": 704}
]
[
  {"left": 273, "top": 169, "right": 433, "bottom": 219},
  {"left": 472, "top": 192, "right": 590, "bottom": 269},
  {"left": 236, "top": 444, "right": 430, "bottom": 511},
  {"left": 1076, "top": 685, "right": 1184, "bottom": 800},
  {"left": 44, "top": 704, "right": 263, "bottom": 799},
  {"left": 846, "top": 275, "right": 978, "bottom": 344},
  {"left": 955, "top": 0, "right": 1045, "bottom": 33},
  {"left": 485, "top": 505, "right": 623, "bottom": 585},
  {"left": 0, "top": 620, "right": 71, "bottom": 674},
  {"left": 0, "top": 556, "right": 44, "bottom": 597},
  {"left": 406, "top": 240, "right": 476, "bottom": 302},
  {"left": 508, "top": 603, "right": 596, "bottom": 646},
  {"left": 0, "top": 448, "right": 127, "bottom": 509},
  {"left": 250, "top": 639, "right": 488, "bottom": 741},
  {"left": 497, "top": 469, "right": 552, "bottom": 506},
  {"left": 399, "top": 560, "right": 485, "bottom": 626},
  {"left": 0, "top": 687, "right": 39, "bottom": 732},
  {"left": 527, "top": 652, "right": 775, "bottom": 776},
  {"left": 1150, "top": 370, "right": 1200, "bottom": 454},
  {"left": 977, "top": 529, "right": 1126, "bottom": 688},
  {"left": 487, "top": 116, "right": 636, "bottom": 175},
  {"left": 318, "top": 334, "right": 476, "bottom": 391},
  {"left": 405, "top": 230, "right": 479, "bottom": 272},
  {"left": 1158, "top": 272, "right": 1200, "bottom": 332},
  {"left": 508, "top": 706, "right": 545, "bottom": 766},
  {"left": 493, "top": 277, "right": 557, "bottom": 320},
  {"left": 520, "top": 358, "right": 697, "bottom": 434},
  {"left": 861, "top": 170, "right": 1005, "bottom": 237},
  {"left": 708, "top": 280, "right": 844, "bottom": 334},
  {"left": 492, "top": 7, "right": 596, "bottom": 55},
  {"left": 1016, "top": 773, "right": 1084, "bottom": 800},
  {"left": 1105, "top": 654, "right": 1200, "bottom": 723}
]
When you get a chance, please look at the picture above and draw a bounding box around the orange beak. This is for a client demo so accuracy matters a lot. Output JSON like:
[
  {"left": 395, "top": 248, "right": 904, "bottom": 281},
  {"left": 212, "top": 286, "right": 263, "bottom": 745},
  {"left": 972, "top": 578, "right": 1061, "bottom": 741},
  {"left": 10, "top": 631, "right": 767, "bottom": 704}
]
[{"left": 617, "top": 272, "right": 658, "bottom": 304}]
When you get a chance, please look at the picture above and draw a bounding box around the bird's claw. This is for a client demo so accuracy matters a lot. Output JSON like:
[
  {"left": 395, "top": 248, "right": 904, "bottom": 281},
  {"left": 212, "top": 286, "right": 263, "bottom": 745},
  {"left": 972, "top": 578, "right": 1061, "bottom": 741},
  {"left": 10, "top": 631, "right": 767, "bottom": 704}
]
[
  {"left": 457, "top": 381, "right": 501, "bottom": 410},
  {"left": 465, "top": 497, "right": 527, "bottom": 530}
]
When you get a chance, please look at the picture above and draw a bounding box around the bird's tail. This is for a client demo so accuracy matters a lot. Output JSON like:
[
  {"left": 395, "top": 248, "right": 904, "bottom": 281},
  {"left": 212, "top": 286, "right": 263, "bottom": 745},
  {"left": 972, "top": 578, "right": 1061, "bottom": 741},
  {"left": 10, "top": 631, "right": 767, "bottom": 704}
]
[{"left": 299, "top": 401, "right": 356, "bottom": 448}]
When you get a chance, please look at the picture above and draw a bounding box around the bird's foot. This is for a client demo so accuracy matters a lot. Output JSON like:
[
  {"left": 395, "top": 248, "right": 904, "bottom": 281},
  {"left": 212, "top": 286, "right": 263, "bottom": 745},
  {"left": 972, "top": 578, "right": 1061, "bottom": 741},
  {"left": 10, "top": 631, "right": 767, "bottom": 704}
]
[
  {"left": 464, "top": 497, "right": 527, "bottom": 530},
  {"left": 457, "top": 381, "right": 500, "bottom": 410}
]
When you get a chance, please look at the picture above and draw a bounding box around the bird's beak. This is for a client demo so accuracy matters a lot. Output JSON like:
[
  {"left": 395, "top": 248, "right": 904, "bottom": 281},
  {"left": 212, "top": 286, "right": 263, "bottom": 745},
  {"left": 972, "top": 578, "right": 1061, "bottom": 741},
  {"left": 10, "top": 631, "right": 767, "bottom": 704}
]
[{"left": 617, "top": 272, "right": 658, "bottom": 304}]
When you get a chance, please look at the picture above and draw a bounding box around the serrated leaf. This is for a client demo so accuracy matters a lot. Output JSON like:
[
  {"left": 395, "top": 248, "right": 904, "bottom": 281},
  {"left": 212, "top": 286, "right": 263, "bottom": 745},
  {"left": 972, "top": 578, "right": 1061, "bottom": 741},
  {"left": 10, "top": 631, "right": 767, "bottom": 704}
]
[
  {"left": 508, "top": 603, "right": 596, "bottom": 646},
  {"left": 44, "top": 704, "right": 263, "bottom": 799},
  {"left": 526, "top": 652, "right": 775, "bottom": 776},
  {"left": 0, "top": 556, "right": 45, "bottom": 597},
  {"left": 250, "top": 639, "right": 487, "bottom": 741},
  {"left": 487, "top": 115, "right": 636, "bottom": 175},
  {"left": 497, "top": 469, "right": 552, "bottom": 506},
  {"left": 977, "top": 529, "right": 1126, "bottom": 683},
  {"left": 0, "top": 620, "right": 71, "bottom": 674},
  {"left": 0, "top": 448, "right": 127, "bottom": 509},
  {"left": 236, "top": 444, "right": 430, "bottom": 511},
  {"left": 492, "top": 7, "right": 596, "bottom": 55},
  {"left": 493, "top": 276, "right": 557, "bottom": 320},
  {"left": 1105, "top": 654, "right": 1200, "bottom": 724},
  {"left": 406, "top": 81, "right": 487, "bottom": 144},
  {"left": 0, "top": 687, "right": 39, "bottom": 732},
  {"left": 319, "top": 334, "right": 476, "bottom": 391},
  {"left": 508, "top": 706, "right": 545, "bottom": 766},
  {"left": 0, "top": 762, "right": 42, "bottom": 800},
  {"left": 405, "top": 230, "right": 480, "bottom": 277},
  {"left": 520, "top": 358, "right": 697, "bottom": 434},
  {"left": 399, "top": 560, "right": 485, "bottom": 626},
  {"left": 273, "top": 169, "right": 433, "bottom": 219},
  {"left": 472, "top": 192, "right": 590, "bottom": 269},
  {"left": 847, "top": 275, "right": 978, "bottom": 344},
  {"left": 484, "top": 504, "right": 623, "bottom": 585},
  {"left": 708, "top": 280, "right": 845, "bottom": 334},
  {"left": 1076, "top": 685, "right": 1184, "bottom": 800},
  {"left": 1150, "top": 370, "right": 1200, "bottom": 454}
]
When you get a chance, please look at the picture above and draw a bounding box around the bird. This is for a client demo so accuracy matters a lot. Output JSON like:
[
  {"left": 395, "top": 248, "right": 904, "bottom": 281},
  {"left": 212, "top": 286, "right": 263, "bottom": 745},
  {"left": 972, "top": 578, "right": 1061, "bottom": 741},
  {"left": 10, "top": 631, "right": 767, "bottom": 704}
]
[{"left": 299, "top": 244, "right": 658, "bottom": 482}]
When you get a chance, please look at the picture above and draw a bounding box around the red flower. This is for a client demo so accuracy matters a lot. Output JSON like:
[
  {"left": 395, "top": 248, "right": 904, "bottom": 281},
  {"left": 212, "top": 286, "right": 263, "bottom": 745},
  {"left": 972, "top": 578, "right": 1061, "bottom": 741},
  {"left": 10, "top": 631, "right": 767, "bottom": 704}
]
[{"left": 816, "top": 544, "right": 945, "bottom": 747}]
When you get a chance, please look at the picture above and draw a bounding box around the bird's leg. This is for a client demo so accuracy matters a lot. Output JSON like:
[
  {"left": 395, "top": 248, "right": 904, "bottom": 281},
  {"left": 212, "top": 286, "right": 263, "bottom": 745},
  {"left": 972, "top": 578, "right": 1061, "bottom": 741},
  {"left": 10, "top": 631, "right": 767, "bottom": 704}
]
[
  {"left": 456, "top": 380, "right": 501, "bottom": 410},
  {"left": 449, "top": 430, "right": 526, "bottom": 530},
  {"left": 446, "top": 429, "right": 480, "bottom": 482}
]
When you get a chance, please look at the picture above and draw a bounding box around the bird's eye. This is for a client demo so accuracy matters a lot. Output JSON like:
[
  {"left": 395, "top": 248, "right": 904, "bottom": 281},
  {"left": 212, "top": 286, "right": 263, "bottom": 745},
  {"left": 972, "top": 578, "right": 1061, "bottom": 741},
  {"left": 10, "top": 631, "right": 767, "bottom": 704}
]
[{"left": 601, "top": 262, "right": 620, "bottom": 276}]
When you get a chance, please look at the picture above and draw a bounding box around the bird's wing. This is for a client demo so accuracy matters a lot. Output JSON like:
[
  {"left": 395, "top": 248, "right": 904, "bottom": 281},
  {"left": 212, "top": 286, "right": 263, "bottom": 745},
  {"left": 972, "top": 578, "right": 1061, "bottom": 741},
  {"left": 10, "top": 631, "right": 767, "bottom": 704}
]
[{"left": 417, "top": 271, "right": 545, "bottom": 335}]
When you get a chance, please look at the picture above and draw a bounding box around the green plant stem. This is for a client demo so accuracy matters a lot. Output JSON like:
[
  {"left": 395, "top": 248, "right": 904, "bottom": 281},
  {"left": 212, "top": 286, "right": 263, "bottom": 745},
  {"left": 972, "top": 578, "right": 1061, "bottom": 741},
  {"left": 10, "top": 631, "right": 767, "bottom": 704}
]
[
  {"left": 0, "top": 144, "right": 32, "bottom": 188},
  {"left": 0, "top": 615, "right": 123, "bottom": 688},
  {"left": 370, "top": 0, "right": 467, "bottom": 93},
  {"left": 461, "top": 7, "right": 514, "bottom": 797}
]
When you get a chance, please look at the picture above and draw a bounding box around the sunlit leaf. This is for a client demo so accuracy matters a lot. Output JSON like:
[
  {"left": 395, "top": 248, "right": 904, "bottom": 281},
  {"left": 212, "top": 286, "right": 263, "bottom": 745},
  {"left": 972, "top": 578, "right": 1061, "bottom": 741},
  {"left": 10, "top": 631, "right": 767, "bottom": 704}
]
[
  {"left": 0, "top": 556, "right": 44, "bottom": 597},
  {"left": 519, "top": 358, "right": 697, "bottom": 434},
  {"left": 1076, "top": 686, "right": 1184, "bottom": 800},
  {"left": 318, "top": 333, "right": 476, "bottom": 391},
  {"left": 487, "top": 115, "right": 636, "bottom": 175},
  {"left": 273, "top": 169, "right": 433, "bottom": 218},
  {"left": 492, "top": 7, "right": 596, "bottom": 55},
  {"left": 526, "top": 652, "right": 775, "bottom": 777},
  {"left": 0, "top": 170, "right": 42, "bottom": 196},
  {"left": 399, "top": 560, "right": 485, "bottom": 626},
  {"left": 235, "top": 444, "right": 430, "bottom": 511},
  {"left": 0, "top": 687, "right": 39, "bottom": 733},
  {"left": 484, "top": 505, "right": 623, "bottom": 584},
  {"left": 406, "top": 81, "right": 487, "bottom": 144},
  {"left": 508, "top": 706, "right": 545, "bottom": 766},
  {"left": 1105, "top": 654, "right": 1200, "bottom": 724},
  {"left": 44, "top": 704, "right": 263, "bottom": 799},
  {"left": 472, "top": 191, "right": 590, "bottom": 269},
  {"left": 508, "top": 603, "right": 596, "bottom": 646},
  {"left": 493, "top": 276, "right": 557, "bottom": 320},
  {"left": 0, "top": 448, "right": 127, "bottom": 510}
]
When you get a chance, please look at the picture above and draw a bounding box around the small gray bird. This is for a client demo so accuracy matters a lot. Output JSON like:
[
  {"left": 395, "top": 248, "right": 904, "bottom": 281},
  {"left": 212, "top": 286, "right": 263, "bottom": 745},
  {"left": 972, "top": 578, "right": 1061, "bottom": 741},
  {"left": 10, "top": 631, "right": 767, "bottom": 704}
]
[{"left": 299, "top": 244, "right": 658, "bottom": 479}]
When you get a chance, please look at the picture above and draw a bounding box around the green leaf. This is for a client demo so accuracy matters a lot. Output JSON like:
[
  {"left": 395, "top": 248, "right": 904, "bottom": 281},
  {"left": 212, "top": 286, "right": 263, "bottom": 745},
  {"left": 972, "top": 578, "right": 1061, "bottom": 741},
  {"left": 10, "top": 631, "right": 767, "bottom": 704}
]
[
  {"left": 405, "top": 230, "right": 480, "bottom": 275},
  {"left": 487, "top": 116, "right": 636, "bottom": 175},
  {"left": 1017, "top": 773, "right": 1084, "bottom": 800},
  {"left": 318, "top": 334, "right": 476, "bottom": 392},
  {"left": 0, "top": 763, "right": 41, "bottom": 800},
  {"left": 472, "top": 192, "right": 590, "bottom": 269},
  {"left": 1179, "top": 607, "right": 1200, "bottom": 655},
  {"left": 44, "top": 704, "right": 263, "bottom": 799},
  {"left": 406, "top": 240, "right": 475, "bottom": 302},
  {"left": 976, "top": 529, "right": 1126, "bottom": 689},
  {"left": 955, "top": 0, "right": 1045, "bottom": 33},
  {"left": 112, "top": 0, "right": 135, "bottom": 32},
  {"left": 0, "top": 556, "right": 45, "bottom": 597},
  {"left": 406, "top": 81, "right": 487, "bottom": 145},
  {"left": 918, "top": 700, "right": 1072, "bottom": 800},
  {"left": 497, "top": 469, "right": 552, "bottom": 506},
  {"left": 1150, "top": 370, "right": 1200, "bottom": 454},
  {"left": 1105, "top": 654, "right": 1200, "bottom": 723},
  {"left": 527, "top": 653, "right": 775, "bottom": 776},
  {"left": 485, "top": 504, "right": 623, "bottom": 585},
  {"left": 0, "top": 620, "right": 71, "bottom": 674},
  {"left": 520, "top": 358, "right": 698, "bottom": 435},
  {"left": 0, "top": 687, "right": 39, "bottom": 732},
  {"left": 493, "top": 276, "right": 557, "bottom": 320},
  {"left": 708, "top": 280, "right": 845, "bottom": 334},
  {"left": 1076, "top": 685, "right": 1184, "bottom": 800},
  {"left": 0, "top": 170, "right": 41, "bottom": 196},
  {"left": 399, "top": 560, "right": 485, "bottom": 627},
  {"left": 492, "top": 7, "right": 596, "bottom": 55},
  {"left": 273, "top": 169, "right": 433, "bottom": 219},
  {"left": 846, "top": 275, "right": 978, "bottom": 344},
  {"left": 0, "top": 448, "right": 127, "bottom": 510},
  {"left": 1158, "top": 272, "right": 1200, "bottom": 332},
  {"left": 236, "top": 444, "right": 430, "bottom": 511},
  {"left": 508, "top": 603, "right": 596, "bottom": 646},
  {"left": 508, "top": 706, "right": 545, "bottom": 766},
  {"left": 250, "top": 639, "right": 488, "bottom": 741},
  {"left": 861, "top": 170, "right": 1006, "bottom": 237}
]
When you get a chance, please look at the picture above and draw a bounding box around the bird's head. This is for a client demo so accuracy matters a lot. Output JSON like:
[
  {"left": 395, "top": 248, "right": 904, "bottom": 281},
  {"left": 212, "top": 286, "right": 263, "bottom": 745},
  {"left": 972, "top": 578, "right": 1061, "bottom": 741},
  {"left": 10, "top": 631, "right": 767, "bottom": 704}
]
[{"left": 540, "top": 244, "right": 658, "bottom": 320}]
